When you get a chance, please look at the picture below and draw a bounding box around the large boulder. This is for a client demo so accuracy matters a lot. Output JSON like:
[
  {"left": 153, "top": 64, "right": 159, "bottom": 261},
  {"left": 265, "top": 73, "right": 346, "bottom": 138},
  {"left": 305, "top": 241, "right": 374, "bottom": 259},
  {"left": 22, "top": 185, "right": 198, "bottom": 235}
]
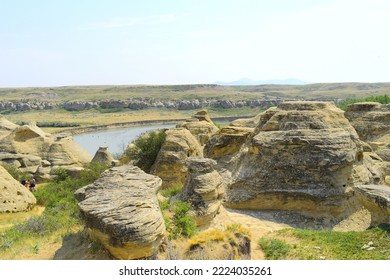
[
  {"left": 224, "top": 101, "right": 385, "bottom": 219},
  {"left": 0, "top": 165, "right": 36, "bottom": 213},
  {"left": 151, "top": 128, "right": 203, "bottom": 188},
  {"left": 355, "top": 185, "right": 390, "bottom": 225},
  {"left": 180, "top": 158, "right": 225, "bottom": 226},
  {"left": 75, "top": 165, "right": 166, "bottom": 260},
  {"left": 176, "top": 109, "right": 218, "bottom": 145},
  {"left": 345, "top": 102, "right": 390, "bottom": 163}
]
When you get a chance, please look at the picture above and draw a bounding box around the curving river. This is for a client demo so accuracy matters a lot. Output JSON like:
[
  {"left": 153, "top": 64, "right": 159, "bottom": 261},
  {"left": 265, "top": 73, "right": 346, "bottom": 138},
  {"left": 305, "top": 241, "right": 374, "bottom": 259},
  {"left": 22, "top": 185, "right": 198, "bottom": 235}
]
[{"left": 73, "top": 124, "right": 175, "bottom": 156}]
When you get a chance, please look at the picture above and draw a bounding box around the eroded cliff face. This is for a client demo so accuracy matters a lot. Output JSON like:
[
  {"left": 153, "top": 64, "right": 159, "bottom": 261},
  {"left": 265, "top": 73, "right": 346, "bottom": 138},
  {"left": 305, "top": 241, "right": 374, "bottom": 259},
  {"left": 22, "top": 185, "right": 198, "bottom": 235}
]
[{"left": 207, "top": 102, "right": 385, "bottom": 219}]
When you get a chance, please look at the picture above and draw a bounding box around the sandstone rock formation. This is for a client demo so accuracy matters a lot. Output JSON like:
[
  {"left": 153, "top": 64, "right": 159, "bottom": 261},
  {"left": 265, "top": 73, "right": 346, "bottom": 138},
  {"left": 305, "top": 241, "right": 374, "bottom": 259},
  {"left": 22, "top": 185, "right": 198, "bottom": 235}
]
[
  {"left": 91, "top": 145, "right": 116, "bottom": 166},
  {"left": 176, "top": 110, "right": 218, "bottom": 145},
  {"left": 0, "top": 118, "right": 92, "bottom": 180},
  {"left": 151, "top": 128, "right": 203, "bottom": 188},
  {"left": 75, "top": 165, "right": 166, "bottom": 260},
  {"left": 221, "top": 101, "right": 385, "bottom": 219},
  {"left": 355, "top": 185, "right": 390, "bottom": 225},
  {"left": 345, "top": 102, "right": 390, "bottom": 163},
  {"left": 180, "top": 158, "right": 225, "bottom": 226},
  {"left": 0, "top": 165, "right": 36, "bottom": 213}
]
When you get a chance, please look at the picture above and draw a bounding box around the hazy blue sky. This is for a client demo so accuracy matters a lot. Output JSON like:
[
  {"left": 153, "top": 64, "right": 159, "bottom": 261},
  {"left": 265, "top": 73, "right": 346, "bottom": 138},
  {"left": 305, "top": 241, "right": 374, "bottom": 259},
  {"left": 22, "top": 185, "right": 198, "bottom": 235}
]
[{"left": 0, "top": 0, "right": 389, "bottom": 87}]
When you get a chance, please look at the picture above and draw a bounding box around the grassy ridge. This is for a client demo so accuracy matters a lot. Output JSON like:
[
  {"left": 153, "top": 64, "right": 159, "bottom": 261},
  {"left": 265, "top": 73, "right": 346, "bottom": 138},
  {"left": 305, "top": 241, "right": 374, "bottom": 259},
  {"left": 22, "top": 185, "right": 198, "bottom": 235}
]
[{"left": 1, "top": 83, "right": 390, "bottom": 102}]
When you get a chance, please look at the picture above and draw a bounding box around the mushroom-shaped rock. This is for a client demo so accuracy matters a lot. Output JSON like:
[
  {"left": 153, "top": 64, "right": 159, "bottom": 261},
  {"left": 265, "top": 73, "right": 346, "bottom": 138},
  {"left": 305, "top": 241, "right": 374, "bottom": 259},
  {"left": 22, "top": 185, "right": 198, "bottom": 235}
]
[
  {"left": 0, "top": 165, "right": 36, "bottom": 213},
  {"left": 151, "top": 128, "right": 203, "bottom": 188},
  {"left": 75, "top": 165, "right": 166, "bottom": 260},
  {"left": 180, "top": 158, "right": 225, "bottom": 226},
  {"left": 176, "top": 109, "right": 218, "bottom": 145}
]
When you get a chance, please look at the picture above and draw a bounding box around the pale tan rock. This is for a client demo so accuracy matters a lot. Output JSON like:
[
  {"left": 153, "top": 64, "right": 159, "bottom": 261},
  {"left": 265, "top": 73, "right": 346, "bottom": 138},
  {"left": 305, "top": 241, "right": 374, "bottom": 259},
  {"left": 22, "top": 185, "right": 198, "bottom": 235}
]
[
  {"left": 151, "top": 128, "right": 203, "bottom": 188},
  {"left": 0, "top": 117, "right": 92, "bottom": 180},
  {"left": 0, "top": 165, "right": 36, "bottom": 213},
  {"left": 180, "top": 158, "right": 225, "bottom": 226},
  {"left": 223, "top": 101, "right": 385, "bottom": 220},
  {"left": 355, "top": 185, "right": 390, "bottom": 226},
  {"left": 91, "top": 145, "right": 115, "bottom": 166},
  {"left": 176, "top": 110, "right": 218, "bottom": 145},
  {"left": 75, "top": 165, "right": 165, "bottom": 260}
]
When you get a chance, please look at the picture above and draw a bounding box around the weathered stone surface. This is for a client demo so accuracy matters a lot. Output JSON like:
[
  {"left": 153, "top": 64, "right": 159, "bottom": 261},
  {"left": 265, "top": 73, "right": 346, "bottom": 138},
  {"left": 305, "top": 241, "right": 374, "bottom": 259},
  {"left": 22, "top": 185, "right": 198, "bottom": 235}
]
[
  {"left": 0, "top": 165, "right": 36, "bottom": 213},
  {"left": 176, "top": 110, "right": 218, "bottom": 145},
  {"left": 180, "top": 158, "right": 225, "bottom": 226},
  {"left": 91, "top": 145, "right": 115, "bottom": 166},
  {"left": 204, "top": 126, "right": 254, "bottom": 159},
  {"left": 75, "top": 165, "right": 166, "bottom": 260},
  {"left": 151, "top": 128, "right": 203, "bottom": 188},
  {"left": 345, "top": 102, "right": 390, "bottom": 163},
  {"left": 0, "top": 118, "right": 92, "bottom": 180},
  {"left": 223, "top": 101, "right": 385, "bottom": 219},
  {"left": 355, "top": 185, "right": 390, "bottom": 225}
]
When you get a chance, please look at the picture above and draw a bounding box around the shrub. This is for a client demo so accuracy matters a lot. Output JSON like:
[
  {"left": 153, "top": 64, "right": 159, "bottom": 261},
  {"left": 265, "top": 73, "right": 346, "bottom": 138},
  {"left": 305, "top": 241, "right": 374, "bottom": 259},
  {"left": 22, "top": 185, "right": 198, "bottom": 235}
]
[
  {"left": 52, "top": 167, "right": 69, "bottom": 182},
  {"left": 124, "top": 129, "right": 166, "bottom": 173},
  {"left": 170, "top": 200, "right": 196, "bottom": 238},
  {"left": 160, "top": 186, "right": 182, "bottom": 198},
  {"left": 258, "top": 238, "right": 290, "bottom": 260}
]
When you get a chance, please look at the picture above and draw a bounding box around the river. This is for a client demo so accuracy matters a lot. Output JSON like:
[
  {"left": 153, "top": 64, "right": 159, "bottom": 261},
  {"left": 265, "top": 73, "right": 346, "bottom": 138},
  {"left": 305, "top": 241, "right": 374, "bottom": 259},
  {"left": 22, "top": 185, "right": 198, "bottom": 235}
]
[{"left": 73, "top": 124, "right": 175, "bottom": 156}]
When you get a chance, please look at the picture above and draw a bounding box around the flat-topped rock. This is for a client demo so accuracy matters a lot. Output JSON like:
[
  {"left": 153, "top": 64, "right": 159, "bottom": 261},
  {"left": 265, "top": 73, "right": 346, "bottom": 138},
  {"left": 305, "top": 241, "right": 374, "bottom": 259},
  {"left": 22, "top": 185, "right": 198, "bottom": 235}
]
[{"left": 75, "top": 165, "right": 166, "bottom": 260}]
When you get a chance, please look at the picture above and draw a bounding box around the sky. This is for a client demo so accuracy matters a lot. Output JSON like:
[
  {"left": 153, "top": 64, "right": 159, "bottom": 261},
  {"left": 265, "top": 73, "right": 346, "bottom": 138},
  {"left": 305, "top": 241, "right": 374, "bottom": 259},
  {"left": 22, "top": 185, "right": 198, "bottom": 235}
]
[{"left": 0, "top": 0, "right": 389, "bottom": 87}]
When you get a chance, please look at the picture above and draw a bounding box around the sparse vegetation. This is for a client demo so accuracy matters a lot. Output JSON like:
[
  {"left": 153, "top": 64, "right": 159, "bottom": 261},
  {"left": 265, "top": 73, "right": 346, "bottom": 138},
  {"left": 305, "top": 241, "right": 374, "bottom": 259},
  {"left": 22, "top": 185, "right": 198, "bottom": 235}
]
[
  {"left": 1, "top": 163, "right": 22, "bottom": 181},
  {"left": 123, "top": 129, "right": 166, "bottom": 173},
  {"left": 258, "top": 238, "right": 290, "bottom": 260},
  {"left": 160, "top": 186, "right": 183, "bottom": 198},
  {"left": 0, "top": 162, "right": 108, "bottom": 252}
]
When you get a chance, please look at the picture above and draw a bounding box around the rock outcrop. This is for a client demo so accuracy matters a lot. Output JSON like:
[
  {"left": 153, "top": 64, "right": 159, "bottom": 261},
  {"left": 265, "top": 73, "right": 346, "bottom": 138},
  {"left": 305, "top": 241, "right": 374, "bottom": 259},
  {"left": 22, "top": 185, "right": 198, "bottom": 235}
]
[
  {"left": 221, "top": 101, "right": 385, "bottom": 219},
  {"left": 0, "top": 118, "right": 92, "bottom": 180},
  {"left": 91, "top": 145, "right": 116, "bottom": 166},
  {"left": 151, "top": 128, "right": 203, "bottom": 188},
  {"left": 180, "top": 158, "right": 225, "bottom": 226},
  {"left": 345, "top": 102, "right": 390, "bottom": 163},
  {"left": 176, "top": 110, "right": 218, "bottom": 145},
  {"left": 355, "top": 185, "right": 390, "bottom": 225},
  {"left": 75, "top": 165, "right": 166, "bottom": 260},
  {"left": 0, "top": 165, "right": 36, "bottom": 213}
]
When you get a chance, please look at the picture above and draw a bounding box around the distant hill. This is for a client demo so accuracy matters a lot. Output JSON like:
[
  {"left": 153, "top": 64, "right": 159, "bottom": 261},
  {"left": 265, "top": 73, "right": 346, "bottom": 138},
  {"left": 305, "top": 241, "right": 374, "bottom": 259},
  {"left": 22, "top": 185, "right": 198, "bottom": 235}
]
[{"left": 215, "top": 78, "right": 309, "bottom": 85}]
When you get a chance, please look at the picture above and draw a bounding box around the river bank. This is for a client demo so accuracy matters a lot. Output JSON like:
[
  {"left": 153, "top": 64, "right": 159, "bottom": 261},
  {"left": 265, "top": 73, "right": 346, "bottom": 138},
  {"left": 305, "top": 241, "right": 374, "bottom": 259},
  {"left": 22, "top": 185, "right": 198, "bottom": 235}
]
[{"left": 53, "top": 115, "right": 254, "bottom": 136}]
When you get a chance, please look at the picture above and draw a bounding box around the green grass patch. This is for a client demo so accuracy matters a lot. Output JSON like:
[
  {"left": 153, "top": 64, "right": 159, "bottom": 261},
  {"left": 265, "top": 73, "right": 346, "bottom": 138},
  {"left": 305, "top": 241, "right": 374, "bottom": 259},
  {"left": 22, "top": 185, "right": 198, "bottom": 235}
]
[
  {"left": 160, "top": 186, "right": 183, "bottom": 198},
  {"left": 259, "top": 225, "right": 390, "bottom": 260},
  {"left": 258, "top": 238, "right": 290, "bottom": 260},
  {"left": 0, "top": 162, "right": 108, "bottom": 252}
]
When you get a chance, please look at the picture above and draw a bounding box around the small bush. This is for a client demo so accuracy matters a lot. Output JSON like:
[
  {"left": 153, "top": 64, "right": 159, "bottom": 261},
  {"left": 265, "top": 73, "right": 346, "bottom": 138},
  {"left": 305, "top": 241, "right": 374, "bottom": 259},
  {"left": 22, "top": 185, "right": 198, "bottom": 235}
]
[
  {"left": 171, "top": 200, "right": 196, "bottom": 238},
  {"left": 258, "top": 238, "right": 290, "bottom": 260},
  {"left": 124, "top": 129, "right": 166, "bottom": 173},
  {"left": 53, "top": 167, "right": 69, "bottom": 182}
]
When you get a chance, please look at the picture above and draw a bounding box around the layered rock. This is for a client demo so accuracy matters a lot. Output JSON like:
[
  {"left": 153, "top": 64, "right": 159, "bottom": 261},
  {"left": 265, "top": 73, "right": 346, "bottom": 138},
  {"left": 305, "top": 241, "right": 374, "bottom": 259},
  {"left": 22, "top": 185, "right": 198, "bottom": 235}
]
[
  {"left": 345, "top": 102, "right": 390, "bottom": 163},
  {"left": 75, "top": 165, "right": 166, "bottom": 260},
  {"left": 180, "top": 158, "right": 225, "bottom": 226},
  {"left": 151, "top": 128, "right": 203, "bottom": 188},
  {"left": 355, "top": 185, "right": 390, "bottom": 225},
  {"left": 176, "top": 110, "right": 218, "bottom": 145},
  {"left": 223, "top": 101, "right": 385, "bottom": 219},
  {"left": 0, "top": 165, "right": 36, "bottom": 213},
  {"left": 0, "top": 118, "right": 92, "bottom": 180}
]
